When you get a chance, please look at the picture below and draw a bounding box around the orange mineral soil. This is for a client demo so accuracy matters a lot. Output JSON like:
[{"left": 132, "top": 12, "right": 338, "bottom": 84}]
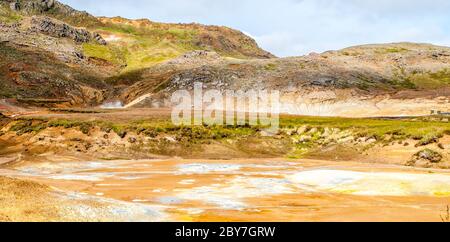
[{"left": 2, "top": 158, "right": 450, "bottom": 222}]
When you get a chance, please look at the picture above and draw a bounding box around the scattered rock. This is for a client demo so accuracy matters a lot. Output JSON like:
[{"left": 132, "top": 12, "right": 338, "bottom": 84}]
[
  {"left": 296, "top": 135, "right": 312, "bottom": 143},
  {"left": 40, "top": 0, "right": 55, "bottom": 11},
  {"left": 297, "top": 126, "right": 309, "bottom": 135},
  {"left": 332, "top": 128, "right": 341, "bottom": 134},
  {"left": 93, "top": 33, "right": 107, "bottom": 45},
  {"left": 164, "top": 136, "right": 177, "bottom": 143},
  {"left": 117, "top": 131, "right": 127, "bottom": 139},
  {"left": 366, "top": 138, "right": 377, "bottom": 144},
  {"left": 309, "top": 127, "right": 318, "bottom": 134},
  {"left": 183, "top": 50, "right": 219, "bottom": 59},
  {"left": 284, "top": 128, "right": 297, "bottom": 136},
  {"left": 167, "top": 50, "right": 221, "bottom": 65},
  {"left": 311, "top": 77, "right": 337, "bottom": 87},
  {"left": 9, "top": 0, "right": 20, "bottom": 11},
  {"left": 74, "top": 51, "right": 85, "bottom": 60},
  {"left": 407, "top": 149, "right": 443, "bottom": 167},
  {"left": 321, "top": 127, "right": 333, "bottom": 137},
  {"left": 338, "top": 136, "right": 354, "bottom": 144}
]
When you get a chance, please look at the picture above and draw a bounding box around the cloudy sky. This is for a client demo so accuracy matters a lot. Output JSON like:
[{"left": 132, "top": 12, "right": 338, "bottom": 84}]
[{"left": 59, "top": 0, "right": 450, "bottom": 57}]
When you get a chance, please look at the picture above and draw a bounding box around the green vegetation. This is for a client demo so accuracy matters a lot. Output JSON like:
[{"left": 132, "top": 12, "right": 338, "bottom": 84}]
[
  {"left": 82, "top": 43, "right": 127, "bottom": 66},
  {"left": 376, "top": 47, "right": 409, "bottom": 54},
  {"left": 88, "top": 19, "right": 267, "bottom": 73},
  {"left": 0, "top": 6, "right": 22, "bottom": 23},
  {"left": 280, "top": 116, "right": 450, "bottom": 143},
  {"left": 8, "top": 117, "right": 258, "bottom": 141},
  {"left": 341, "top": 51, "right": 360, "bottom": 56},
  {"left": 123, "top": 39, "right": 183, "bottom": 71},
  {"left": 406, "top": 69, "right": 450, "bottom": 89},
  {"left": 9, "top": 120, "right": 47, "bottom": 135},
  {"left": 2, "top": 2, "right": 266, "bottom": 75},
  {"left": 98, "top": 25, "right": 140, "bottom": 36},
  {"left": 84, "top": 28, "right": 197, "bottom": 72},
  {"left": 3, "top": 115, "right": 449, "bottom": 160},
  {"left": 264, "top": 63, "right": 277, "bottom": 71},
  {"left": 8, "top": 115, "right": 450, "bottom": 144},
  {"left": 48, "top": 108, "right": 104, "bottom": 114},
  {"left": 384, "top": 68, "right": 416, "bottom": 90}
]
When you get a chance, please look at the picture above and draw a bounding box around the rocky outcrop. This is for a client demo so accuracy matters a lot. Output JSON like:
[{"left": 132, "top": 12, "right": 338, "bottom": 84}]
[
  {"left": 9, "top": 0, "right": 20, "bottom": 11},
  {"left": 3, "top": 0, "right": 103, "bottom": 27},
  {"left": 407, "top": 149, "right": 444, "bottom": 168},
  {"left": 30, "top": 16, "right": 106, "bottom": 44},
  {"left": 92, "top": 32, "right": 106, "bottom": 45},
  {"left": 4, "top": 0, "right": 55, "bottom": 13},
  {"left": 167, "top": 50, "right": 221, "bottom": 65},
  {"left": 24, "top": 0, "right": 55, "bottom": 12}
]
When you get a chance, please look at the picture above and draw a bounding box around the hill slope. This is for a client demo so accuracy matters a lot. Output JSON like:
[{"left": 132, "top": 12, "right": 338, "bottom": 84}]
[
  {"left": 1, "top": 0, "right": 273, "bottom": 69},
  {"left": 0, "top": 0, "right": 274, "bottom": 105},
  {"left": 91, "top": 16, "right": 274, "bottom": 72},
  {"left": 120, "top": 43, "right": 450, "bottom": 117},
  {"left": 0, "top": 0, "right": 449, "bottom": 117}
]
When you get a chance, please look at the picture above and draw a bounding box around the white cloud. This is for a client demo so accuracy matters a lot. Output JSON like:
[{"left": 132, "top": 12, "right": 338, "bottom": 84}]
[{"left": 59, "top": 0, "right": 450, "bottom": 57}]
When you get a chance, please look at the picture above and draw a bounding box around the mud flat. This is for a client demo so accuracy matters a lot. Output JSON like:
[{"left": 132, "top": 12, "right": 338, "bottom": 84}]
[
  {"left": 0, "top": 176, "right": 168, "bottom": 222},
  {"left": 2, "top": 158, "right": 450, "bottom": 222}
]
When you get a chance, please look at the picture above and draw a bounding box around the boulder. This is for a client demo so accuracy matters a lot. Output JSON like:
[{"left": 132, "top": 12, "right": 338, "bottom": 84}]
[
  {"left": 296, "top": 126, "right": 309, "bottom": 135},
  {"left": 40, "top": 0, "right": 55, "bottom": 11},
  {"left": 93, "top": 33, "right": 107, "bottom": 45},
  {"left": 417, "top": 149, "right": 443, "bottom": 163},
  {"left": 9, "top": 0, "right": 20, "bottom": 11},
  {"left": 407, "top": 149, "right": 443, "bottom": 167},
  {"left": 309, "top": 127, "right": 318, "bottom": 134}
]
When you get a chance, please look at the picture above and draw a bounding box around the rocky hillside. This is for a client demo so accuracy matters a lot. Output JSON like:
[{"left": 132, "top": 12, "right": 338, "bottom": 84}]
[
  {"left": 120, "top": 43, "right": 450, "bottom": 117},
  {"left": 1, "top": 0, "right": 273, "bottom": 65},
  {"left": 0, "top": 0, "right": 274, "bottom": 105},
  {"left": 0, "top": 1, "right": 111, "bottom": 106},
  {"left": 3, "top": 0, "right": 104, "bottom": 27},
  {"left": 0, "top": 0, "right": 449, "bottom": 117},
  {"left": 94, "top": 17, "right": 275, "bottom": 70}
]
